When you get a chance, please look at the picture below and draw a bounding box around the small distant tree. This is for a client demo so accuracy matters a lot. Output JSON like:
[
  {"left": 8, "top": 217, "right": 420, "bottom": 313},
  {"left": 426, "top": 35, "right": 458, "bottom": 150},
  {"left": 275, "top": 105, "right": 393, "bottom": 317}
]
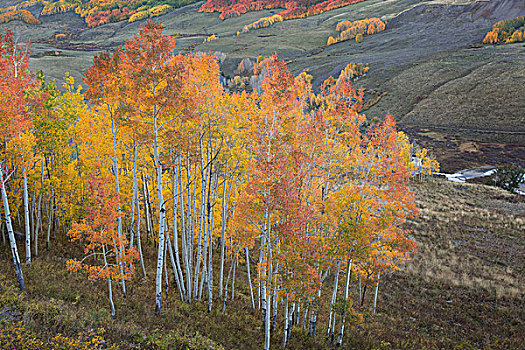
[
  {"left": 66, "top": 175, "right": 138, "bottom": 318},
  {"left": 493, "top": 164, "right": 525, "bottom": 193}
]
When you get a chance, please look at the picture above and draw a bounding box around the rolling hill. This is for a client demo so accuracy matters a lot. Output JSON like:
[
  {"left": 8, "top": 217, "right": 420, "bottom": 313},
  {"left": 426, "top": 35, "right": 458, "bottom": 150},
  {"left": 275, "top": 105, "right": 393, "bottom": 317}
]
[{"left": 0, "top": 0, "right": 523, "bottom": 170}]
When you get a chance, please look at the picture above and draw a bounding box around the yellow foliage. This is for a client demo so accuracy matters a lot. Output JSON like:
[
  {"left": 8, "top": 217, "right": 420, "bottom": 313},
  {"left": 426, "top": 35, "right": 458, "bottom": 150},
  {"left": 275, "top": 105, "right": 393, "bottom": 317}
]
[
  {"left": 204, "top": 34, "right": 217, "bottom": 42},
  {"left": 148, "top": 4, "right": 171, "bottom": 17},
  {"left": 128, "top": 10, "right": 148, "bottom": 22},
  {"left": 0, "top": 9, "right": 41, "bottom": 24},
  {"left": 397, "top": 131, "right": 439, "bottom": 179},
  {"left": 241, "top": 14, "right": 283, "bottom": 34},
  {"left": 329, "top": 17, "right": 386, "bottom": 46},
  {"left": 41, "top": 0, "right": 78, "bottom": 16}
]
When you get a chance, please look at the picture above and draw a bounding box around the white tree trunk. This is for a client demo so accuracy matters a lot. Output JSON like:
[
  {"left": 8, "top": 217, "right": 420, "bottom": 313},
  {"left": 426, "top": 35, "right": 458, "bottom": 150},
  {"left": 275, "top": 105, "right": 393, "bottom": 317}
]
[
  {"left": 373, "top": 273, "right": 380, "bottom": 315},
  {"left": 172, "top": 164, "right": 186, "bottom": 300},
  {"left": 136, "top": 187, "right": 146, "bottom": 278},
  {"left": 328, "top": 264, "right": 340, "bottom": 339},
  {"left": 336, "top": 259, "right": 352, "bottom": 347},
  {"left": 153, "top": 122, "right": 166, "bottom": 314},
  {"left": 46, "top": 191, "right": 53, "bottom": 249},
  {"left": 110, "top": 111, "right": 126, "bottom": 298},
  {"left": 264, "top": 278, "right": 271, "bottom": 350},
  {"left": 1, "top": 165, "right": 24, "bottom": 290},
  {"left": 282, "top": 298, "right": 289, "bottom": 348},
  {"left": 102, "top": 244, "right": 115, "bottom": 318},
  {"left": 246, "top": 247, "right": 255, "bottom": 311},
  {"left": 207, "top": 171, "right": 218, "bottom": 312},
  {"left": 23, "top": 168, "right": 31, "bottom": 266}
]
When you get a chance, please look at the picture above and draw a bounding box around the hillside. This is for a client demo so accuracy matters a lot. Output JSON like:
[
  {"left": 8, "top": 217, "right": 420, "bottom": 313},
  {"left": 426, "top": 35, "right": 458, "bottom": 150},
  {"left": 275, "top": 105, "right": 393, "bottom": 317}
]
[
  {"left": 0, "top": 2, "right": 524, "bottom": 349},
  {"left": 0, "top": 0, "right": 522, "bottom": 172},
  {"left": 1, "top": 179, "right": 523, "bottom": 349}
]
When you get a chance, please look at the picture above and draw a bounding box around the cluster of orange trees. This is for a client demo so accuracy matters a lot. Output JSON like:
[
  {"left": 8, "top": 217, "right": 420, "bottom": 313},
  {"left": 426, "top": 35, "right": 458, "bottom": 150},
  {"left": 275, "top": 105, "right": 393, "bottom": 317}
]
[
  {"left": 0, "top": 0, "right": 196, "bottom": 27},
  {"left": 327, "top": 17, "right": 386, "bottom": 46},
  {"left": 0, "top": 8, "right": 40, "bottom": 24},
  {"left": 0, "top": 21, "right": 437, "bottom": 348},
  {"left": 200, "top": 0, "right": 366, "bottom": 20},
  {"left": 483, "top": 16, "right": 525, "bottom": 44}
]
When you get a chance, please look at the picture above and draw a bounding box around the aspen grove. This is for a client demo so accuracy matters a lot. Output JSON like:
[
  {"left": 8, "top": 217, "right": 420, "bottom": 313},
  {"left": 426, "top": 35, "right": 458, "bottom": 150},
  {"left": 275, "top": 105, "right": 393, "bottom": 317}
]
[{"left": 0, "top": 21, "right": 424, "bottom": 348}]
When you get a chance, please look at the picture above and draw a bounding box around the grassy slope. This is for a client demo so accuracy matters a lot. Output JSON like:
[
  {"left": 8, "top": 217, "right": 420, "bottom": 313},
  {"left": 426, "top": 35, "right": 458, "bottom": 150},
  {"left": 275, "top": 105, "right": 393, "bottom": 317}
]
[
  {"left": 0, "top": 0, "right": 523, "bottom": 171},
  {"left": 0, "top": 179, "right": 523, "bottom": 349}
]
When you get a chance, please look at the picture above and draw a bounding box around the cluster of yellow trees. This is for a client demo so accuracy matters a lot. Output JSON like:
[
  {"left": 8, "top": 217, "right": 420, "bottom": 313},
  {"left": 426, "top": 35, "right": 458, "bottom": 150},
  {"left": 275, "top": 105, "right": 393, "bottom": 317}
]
[
  {"left": 483, "top": 16, "right": 525, "bottom": 44},
  {"left": 0, "top": 8, "right": 41, "bottom": 24},
  {"left": 239, "top": 14, "right": 283, "bottom": 35},
  {"left": 327, "top": 17, "right": 386, "bottom": 46},
  {"left": 1, "top": 22, "right": 438, "bottom": 349}
]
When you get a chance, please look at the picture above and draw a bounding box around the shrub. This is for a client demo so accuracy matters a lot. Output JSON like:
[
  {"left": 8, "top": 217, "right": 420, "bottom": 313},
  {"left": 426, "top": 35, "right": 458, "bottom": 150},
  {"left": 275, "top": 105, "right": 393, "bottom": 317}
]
[{"left": 493, "top": 164, "right": 525, "bottom": 193}]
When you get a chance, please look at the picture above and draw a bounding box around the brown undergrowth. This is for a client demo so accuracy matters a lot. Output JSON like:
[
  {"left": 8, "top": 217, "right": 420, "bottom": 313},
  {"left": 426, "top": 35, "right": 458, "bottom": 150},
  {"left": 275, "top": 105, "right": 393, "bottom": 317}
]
[{"left": 0, "top": 179, "right": 523, "bottom": 349}]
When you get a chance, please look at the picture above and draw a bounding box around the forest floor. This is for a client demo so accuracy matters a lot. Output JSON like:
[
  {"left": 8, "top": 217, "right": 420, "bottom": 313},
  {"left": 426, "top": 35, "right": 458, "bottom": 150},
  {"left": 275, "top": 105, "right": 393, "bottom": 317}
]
[{"left": 0, "top": 179, "right": 523, "bottom": 349}]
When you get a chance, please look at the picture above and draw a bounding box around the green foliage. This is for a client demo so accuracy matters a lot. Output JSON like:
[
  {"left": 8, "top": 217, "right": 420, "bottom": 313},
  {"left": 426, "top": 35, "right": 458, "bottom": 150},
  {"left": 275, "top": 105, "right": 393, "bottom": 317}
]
[
  {"left": 0, "top": 274, "right": 23, "bottom": 311},
  {"left": 493, "top": 164, "right": 525, "bottom": 193},
  {"left": 0, "top": 321, "right": 116, "bottom": 350},
  {"left": 146, "top": 329, "right": 225, "bottom": 350}
]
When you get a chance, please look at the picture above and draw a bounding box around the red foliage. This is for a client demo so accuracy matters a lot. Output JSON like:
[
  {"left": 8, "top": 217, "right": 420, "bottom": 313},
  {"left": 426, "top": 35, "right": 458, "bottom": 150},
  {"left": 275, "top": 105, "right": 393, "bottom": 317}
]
[{"left": 200, "top": 0, "right": 366, "bottom": 21}]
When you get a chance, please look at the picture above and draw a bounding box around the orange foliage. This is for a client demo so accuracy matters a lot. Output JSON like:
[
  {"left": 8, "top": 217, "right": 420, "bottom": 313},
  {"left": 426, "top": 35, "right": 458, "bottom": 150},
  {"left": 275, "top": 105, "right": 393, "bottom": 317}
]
[
  {"left": 67, "top": 175, "right": 138, "bottom": 282},
  {"left": 200, "top": 0, "right": 366, "bottom": 21},
  {"left": 0, "top": 9, "right": 41, "bottom": 25}
]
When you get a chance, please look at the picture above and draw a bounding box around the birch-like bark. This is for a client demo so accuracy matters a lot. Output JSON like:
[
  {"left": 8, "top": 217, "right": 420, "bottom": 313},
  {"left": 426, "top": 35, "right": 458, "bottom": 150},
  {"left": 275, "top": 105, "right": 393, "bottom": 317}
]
[
  {"left": 179, "top": 162, "right": 191, "bottom": 301},
  {"left": 110, "top": 109, "right": 126, "bottom": 298},
  {"left": 219, "top": 171, "right": 233, "bottom": 299},
  {"left": 23, "top": 168, "right": 30, "bottom": 266},
  {"left": 35, "top": 162, "right": 44, "bottom": 257},
  {"left": 199, "top": 146, "right": 215, "bottom": 301},
  {"left": 129, "top": 145, "right": 138, "bottom": 250},
  {"left": 30, "top": 192, "right": 35, "bottom": 258},
  {"left": 166, "top": 225, "right": 184, "bottom": 301},
  {"left": 207, "top": 171, "right": 218, "bottom": 312},
  {"left": 46, "top": 191, "right": 53, "bottom": 249},
  {"left": 163, "top": 233, "right": 169, "bottom": 299},
  {"left": 373, "top": 273, "right": 380, "bottom": 315},
  {"left": 172, "top": 164, "right": 185, "bottom": 300},
  {"left": 282, "top": 298, "right": 289, "bottom": 348},
  {"left": 336, "top": 258, "right": 352, "bottom": 347},
  {"left": 264, "top": 275, "right": 271, "bottom": 350},
  {"left": 302, "top": 306, "right": 308, "bottom": 330},
  {"left": 35, "top": 190, "right": 42, "bottom": 257},
  {"left": 328, "top": 265, "right": 340, "bottom": 339},
  {"left": 287, "top": 303, "right": 295, "bottom": 342},
  {"left": 187, "top": 157, "right": 194, "bottom": 301},
  {"left": 245, "top": 247, "right": 255, "bottom": 311},
  {"left": 135, "top": 188, "right": 146, "bottom": 277},
  {"left": 194, "top": 140, "right": 207, "bottom": 299},
  {"left": 153, "top": 119, "right": 167, "bottom": 314},
  {"left": 222, "top": 253, "right": 237, "bottom": 313},
  {"left": 102, "top": 244, "right": 115, "bottom": 318},
  {"left": 1, "top": 165, "right": 24, "bottom": 291},
  {"left": 143, "top": 175, "right": 152, "bottom": 242},
  {"left": 271, "top": 286, "right": 278, "bottom": 331}
]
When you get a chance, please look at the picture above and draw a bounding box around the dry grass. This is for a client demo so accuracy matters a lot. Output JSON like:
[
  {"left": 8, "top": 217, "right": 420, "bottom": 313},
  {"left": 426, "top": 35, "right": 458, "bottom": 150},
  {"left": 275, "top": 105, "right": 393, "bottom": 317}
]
[{"left": 0, "top": 179, "right": 524, "bottom": 349}]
